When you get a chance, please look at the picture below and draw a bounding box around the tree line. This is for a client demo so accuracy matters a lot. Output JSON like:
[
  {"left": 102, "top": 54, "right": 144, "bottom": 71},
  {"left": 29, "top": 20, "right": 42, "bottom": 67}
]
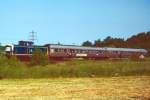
[{"left": 82, "top": 31, "right": 150, "bottom": 55}]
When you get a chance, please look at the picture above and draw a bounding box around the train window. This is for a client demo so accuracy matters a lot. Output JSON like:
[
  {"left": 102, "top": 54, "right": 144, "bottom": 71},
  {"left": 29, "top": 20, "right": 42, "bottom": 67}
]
[
  {"left": 64, "top": 49, "right": 67, "bottom": 53},
  {"left": 98, "top": 51, "right": 102, "bottom": 53},
  {"left": 14, "top": 47, "right": 27, "bottom": 54},
  {"left": 50, "top": 49, "right": 54, "bottom": 53},
  {"left": 79, "top": 50, "right": 83, "bottom": 53},
  {"left": 96, "top": 50, "right": 99, "bottom": 53},
  {"left": 117, "top": 51, "right": 120, "bottom": 54},
  {"left": 74, "top": 49, "right": 78, "bottom": 53},
  {"left": 87, "top": 50, "right": 90, "bottom": 53},
  {"left": 85, "top": 50, "right": 88, "bottom": 53},
  {"left": 60, "top": 49, "right": 64, "bottom": 52},
  {"left": 114, "top": 51, "right": 118, "bottom": 54},
  {"left": 54, "top": 48, "right": 58, "bottom": 52},
  {"left": 70, "top": 49, "right": 72, "bottom": 53},
  {"left": 82, "top": 50, "right": 85, "bottom": 53},
  {"left": 78, "top": 50, "right": 82, "bottom": 53},
  {"left": 88, "top": 50, "right": 91, "bottom": 53},
  {"left": 108, "top": 51, "right": 112, "bottom": 53},
  {"left": 90, "top": 50, "right": 93, "bottom": 53},
  {"left": 82, "top": 50, "right": 86, "bottom": 53},
  {"left": 70, "top": 49, "right": 75, "bottom": 53},
  {"left": 28, "top": 47, "right": 47, "bottom": 54},
  {"left": 75, "top": 50, "right": 77, "bottom": 53},
  {"left": 77, "top": 49, "right": 80, "bottom": 53},
  {"left": 58, "top": 49, "right": 61, "bottom": 52},
  {"left": 39, "top": 48, "right": 47, "bottom": 53},
  {"left": 60, "top": 49, "right": 63, "bottom": 52},
  {"left": 75, "top": 49, "right": 79, "bottom": 53},
  {"left": 28, "top": 48, "right": 34, "bottom": 54},
  {"left": 56, "top": 49, "right": 64, "bottom": 53},
  {"left": 90, "top": 50, "right": 96, "bottom": 53},
  {"left": 93, "top": 50, "right": 96, "bottom": 53},
  {"left": 102, "top": 50, "right": 105, "bottom": 53}
]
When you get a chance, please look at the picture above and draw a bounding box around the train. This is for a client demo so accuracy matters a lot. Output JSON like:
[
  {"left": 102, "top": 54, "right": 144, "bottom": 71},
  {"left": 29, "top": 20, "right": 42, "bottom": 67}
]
[{"left": 5, "top": 41, "right": 148, "bottom": 61}]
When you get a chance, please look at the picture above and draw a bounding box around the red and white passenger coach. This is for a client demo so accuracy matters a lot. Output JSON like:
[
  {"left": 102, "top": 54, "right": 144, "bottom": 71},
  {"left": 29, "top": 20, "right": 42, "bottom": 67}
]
[{"left": 5, "top": 41, "right": 148, "bottom": 61}]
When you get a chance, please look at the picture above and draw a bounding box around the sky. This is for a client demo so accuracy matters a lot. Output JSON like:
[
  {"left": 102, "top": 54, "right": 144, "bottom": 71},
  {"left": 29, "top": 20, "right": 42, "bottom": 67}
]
[{"left": 0, "top": 0, "right": 150, "bottom": 45}]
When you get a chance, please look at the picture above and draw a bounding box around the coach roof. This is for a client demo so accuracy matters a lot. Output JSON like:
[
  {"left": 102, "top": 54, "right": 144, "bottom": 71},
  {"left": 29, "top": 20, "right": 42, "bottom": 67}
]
[{"left": 48, "top": 44, "right": 147, "bottom": 53}]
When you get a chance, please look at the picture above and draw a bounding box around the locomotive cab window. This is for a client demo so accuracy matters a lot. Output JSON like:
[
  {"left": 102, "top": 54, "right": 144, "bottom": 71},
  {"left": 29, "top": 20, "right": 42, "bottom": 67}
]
[
  {"left": 28, "top": 48, "right": 34, "bottom": 54},
  {"left": 39, "top": 48, "right": 47, "bottom": 54},
  {"left": 14, "top": 46, "right": 27, "bottom": 54}
]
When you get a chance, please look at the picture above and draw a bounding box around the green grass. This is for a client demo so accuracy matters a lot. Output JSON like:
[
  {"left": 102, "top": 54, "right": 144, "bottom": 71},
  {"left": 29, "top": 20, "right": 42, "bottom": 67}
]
[{"left": 0, "top": 55, "right": 150, "bottom": 78}]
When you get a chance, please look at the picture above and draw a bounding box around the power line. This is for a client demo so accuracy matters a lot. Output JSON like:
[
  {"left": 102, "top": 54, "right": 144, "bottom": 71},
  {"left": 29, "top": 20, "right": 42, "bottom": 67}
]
[{"left": 29, "top": 30, "right": 37, "bottom": 42}]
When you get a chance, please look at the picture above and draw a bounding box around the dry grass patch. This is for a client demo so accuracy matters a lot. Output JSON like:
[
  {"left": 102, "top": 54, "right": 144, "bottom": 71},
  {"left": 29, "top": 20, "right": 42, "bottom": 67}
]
[{"left": 0, "top": 76, "right": 150, "bottom": 100}]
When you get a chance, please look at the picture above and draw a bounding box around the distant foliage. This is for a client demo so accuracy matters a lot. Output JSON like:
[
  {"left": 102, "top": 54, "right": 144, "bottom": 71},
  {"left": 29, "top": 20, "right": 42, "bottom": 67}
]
[
  {"left": 82, "top": 40, "right": 93, "bottom": 47},
  {"left": 127, "top": 32, "right": 150, "bottom": 50},
  {"left": 0, "top": 46, "right": 5, "bottom": 54}
]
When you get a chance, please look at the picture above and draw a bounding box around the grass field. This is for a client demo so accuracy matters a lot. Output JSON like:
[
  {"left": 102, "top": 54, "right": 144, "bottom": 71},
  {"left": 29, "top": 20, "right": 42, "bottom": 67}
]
[
  {"left": 0, "top": 76, "right": 150, "bottom": 100},
  {"left": 0, "top": 56, "right": 150, "bottom": 99},
  {"left": 0, "top": 58, "right": 150, "bottom": 78}
]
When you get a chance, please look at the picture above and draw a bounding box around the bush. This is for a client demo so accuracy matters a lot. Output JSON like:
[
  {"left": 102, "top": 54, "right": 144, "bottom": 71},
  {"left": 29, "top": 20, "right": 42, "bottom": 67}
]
[
  {"left": 30, "top": 49, "right": 49, "bottom": 66},
  {"left": 0, "top": 57, "right": 150, "bottom": 79},
  {"left": 0, "top": 54, "right": 25, "bottom": 67}
]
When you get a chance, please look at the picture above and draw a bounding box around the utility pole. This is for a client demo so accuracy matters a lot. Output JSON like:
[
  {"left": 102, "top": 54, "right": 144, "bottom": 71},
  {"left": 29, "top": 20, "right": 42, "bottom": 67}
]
[{"left": 29, "top": 30, "right": 37, "bottom": 42}]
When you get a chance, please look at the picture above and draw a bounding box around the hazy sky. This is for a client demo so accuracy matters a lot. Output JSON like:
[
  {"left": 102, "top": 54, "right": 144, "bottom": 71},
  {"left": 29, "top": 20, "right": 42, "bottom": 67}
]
[{"left": 0, "top": 0, "right": 150, "bottom": 45}]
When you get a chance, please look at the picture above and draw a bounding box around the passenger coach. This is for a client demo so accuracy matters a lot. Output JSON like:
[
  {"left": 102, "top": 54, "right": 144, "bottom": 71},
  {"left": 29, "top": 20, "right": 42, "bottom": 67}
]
[{"left": 5, "top": 41, "right": 148, "bottom": 61}]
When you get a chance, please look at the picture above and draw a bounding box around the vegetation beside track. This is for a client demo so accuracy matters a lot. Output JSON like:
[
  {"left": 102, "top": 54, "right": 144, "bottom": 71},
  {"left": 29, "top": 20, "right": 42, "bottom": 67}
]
[{"left": 0, "top": 54, "right": 150, "bottom": 79}]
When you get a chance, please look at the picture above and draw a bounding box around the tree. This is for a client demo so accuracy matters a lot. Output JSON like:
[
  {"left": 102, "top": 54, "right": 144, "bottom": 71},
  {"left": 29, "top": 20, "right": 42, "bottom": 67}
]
[
  {"left": 103, "top": 36, "right": 127, "bottom": 48},
  {"left": 94, "top": 39, "right": 102, "bottom": 47},
  {"left": 127, "top": 32, "right": 149, "bottom": 48},
  {"left": 82, "top": 40, "right": 93, "bottom": 47}
]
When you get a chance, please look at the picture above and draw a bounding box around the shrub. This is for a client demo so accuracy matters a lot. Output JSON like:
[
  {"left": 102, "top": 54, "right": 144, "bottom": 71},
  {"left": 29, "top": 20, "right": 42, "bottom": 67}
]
[
  {"left": 0, "top": 57, "right": 150, "bottom": 79},
  {"left": 30, "top": 49, "right": 49, "bottom": 66}
]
